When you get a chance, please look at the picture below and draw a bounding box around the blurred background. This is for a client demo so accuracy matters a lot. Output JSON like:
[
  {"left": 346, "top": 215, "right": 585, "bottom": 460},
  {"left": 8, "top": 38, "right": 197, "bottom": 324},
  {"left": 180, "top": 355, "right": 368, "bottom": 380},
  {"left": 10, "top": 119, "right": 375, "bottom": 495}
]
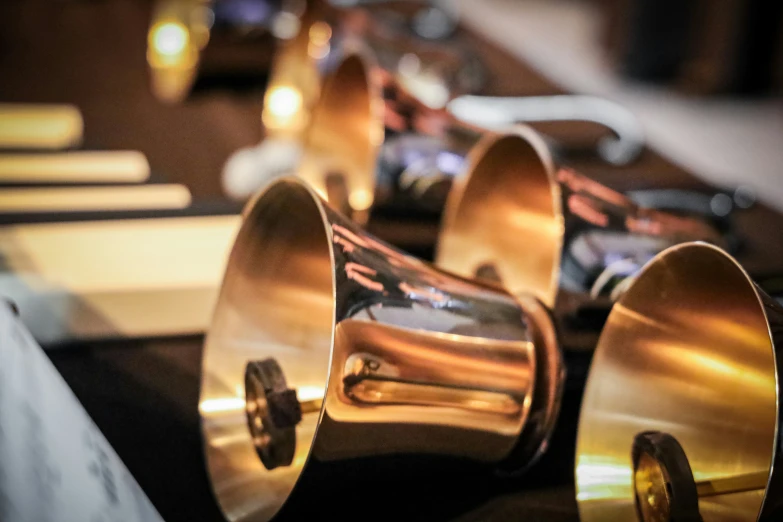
[
  {"left": 1, "top": 0, "right": 780, "bottom": 206},
  {"left": 0, "top": 1, "right": 781, "bottom": 521}
]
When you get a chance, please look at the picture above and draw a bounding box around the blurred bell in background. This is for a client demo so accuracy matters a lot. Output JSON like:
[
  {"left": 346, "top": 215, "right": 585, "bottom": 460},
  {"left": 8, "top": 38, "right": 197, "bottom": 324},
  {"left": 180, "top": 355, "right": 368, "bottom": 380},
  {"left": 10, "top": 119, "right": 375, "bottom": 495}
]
[{"left": 0, "top": 0, "right": 782, "bottom": 521}]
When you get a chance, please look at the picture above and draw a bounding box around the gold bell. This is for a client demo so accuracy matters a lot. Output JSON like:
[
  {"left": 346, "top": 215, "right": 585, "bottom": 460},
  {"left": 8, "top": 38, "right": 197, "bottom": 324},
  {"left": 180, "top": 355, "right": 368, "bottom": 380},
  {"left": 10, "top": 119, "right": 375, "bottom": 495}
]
[
  {"left": 575, "top": 242, "right": 783, "bottom": 521},
  {"left": 199, "top": 177, "right": 565, "bottom": 521}
]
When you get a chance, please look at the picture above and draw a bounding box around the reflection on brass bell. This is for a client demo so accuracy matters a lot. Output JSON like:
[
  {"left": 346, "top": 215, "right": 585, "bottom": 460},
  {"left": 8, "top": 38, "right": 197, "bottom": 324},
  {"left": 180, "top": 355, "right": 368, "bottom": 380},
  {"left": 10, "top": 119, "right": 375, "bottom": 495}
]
[
  {"left": 199, "top": 177, "right": 565, "bottom": 521},
  {"left": 575, "top": 242, "right": 783, "bottom": 521}
]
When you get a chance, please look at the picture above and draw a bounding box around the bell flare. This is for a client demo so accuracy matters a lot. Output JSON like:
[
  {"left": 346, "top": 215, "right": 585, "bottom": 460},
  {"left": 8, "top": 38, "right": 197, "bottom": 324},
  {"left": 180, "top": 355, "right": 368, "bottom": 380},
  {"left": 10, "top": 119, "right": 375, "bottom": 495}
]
[
  {"left": 201, "top": 177, "right": 564, "bottom": 522},
  {"left": 575, "top": 242, "right": 783, "bottom": 522},
  {"left": 436, "top": 130, "right": 725, "bottom": 308},
  {"left": 436, "top": 128, "right": 564, "bottom": 308}
]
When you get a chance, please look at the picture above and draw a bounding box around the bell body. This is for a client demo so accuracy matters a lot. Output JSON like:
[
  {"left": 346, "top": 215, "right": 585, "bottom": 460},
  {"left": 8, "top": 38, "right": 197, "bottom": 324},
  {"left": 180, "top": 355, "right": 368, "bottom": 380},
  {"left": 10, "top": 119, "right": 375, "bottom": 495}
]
[
  {"left": 434, "top": 130, "right": 726, "bottom": 386},
  {"left": 435, "top": 130, "right": 724, "bottom": 309},
  {"left": 575, "top": 243, "right": 783, "bottom": 521},
  {"left": 200, "top": 177, "right": 563, "bottom": 522}
]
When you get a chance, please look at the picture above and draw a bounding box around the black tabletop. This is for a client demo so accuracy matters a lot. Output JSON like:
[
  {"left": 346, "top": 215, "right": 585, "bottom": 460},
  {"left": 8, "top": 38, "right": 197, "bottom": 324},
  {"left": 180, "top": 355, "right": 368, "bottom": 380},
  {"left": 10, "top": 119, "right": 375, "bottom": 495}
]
[{"left": 49, "top": 338, "right": 583, "bottom": 522}]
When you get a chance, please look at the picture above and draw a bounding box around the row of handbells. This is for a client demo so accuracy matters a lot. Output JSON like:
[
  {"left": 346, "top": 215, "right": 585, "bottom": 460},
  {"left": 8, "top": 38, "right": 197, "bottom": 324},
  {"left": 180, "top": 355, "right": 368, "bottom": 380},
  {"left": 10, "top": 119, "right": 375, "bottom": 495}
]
[{"left": 197, "top": 45, "right": 782, "bottom": 522}]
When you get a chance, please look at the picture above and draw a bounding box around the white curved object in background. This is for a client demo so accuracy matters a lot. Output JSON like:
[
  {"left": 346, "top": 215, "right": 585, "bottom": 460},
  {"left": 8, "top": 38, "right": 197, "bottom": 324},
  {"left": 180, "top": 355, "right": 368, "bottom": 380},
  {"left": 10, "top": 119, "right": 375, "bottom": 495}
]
[{"left": 456, "top": 0, "right": 783, "bottom": 211}]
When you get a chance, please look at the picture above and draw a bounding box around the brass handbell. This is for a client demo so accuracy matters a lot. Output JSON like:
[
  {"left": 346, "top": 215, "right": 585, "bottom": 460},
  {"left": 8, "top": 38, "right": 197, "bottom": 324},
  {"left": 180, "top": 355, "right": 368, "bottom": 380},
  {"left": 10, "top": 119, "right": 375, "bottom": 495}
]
[
  {"left": 199, "top": 177, "right": 565, "bottom": 521},
  {"left": 575, "top": 242, "right": 783, "bottom": 522},
  {"left": 435, "top": 129, "right": 725, "bottom": 309}
]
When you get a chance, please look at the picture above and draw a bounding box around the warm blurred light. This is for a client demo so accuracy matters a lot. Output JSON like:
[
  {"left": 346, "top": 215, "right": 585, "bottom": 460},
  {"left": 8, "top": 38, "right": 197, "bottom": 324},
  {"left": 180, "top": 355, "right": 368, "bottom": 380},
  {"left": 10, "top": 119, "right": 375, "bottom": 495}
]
[
  {"left": 0, "top": 184, "right": 191, "bottom": 213},
  {"left": 268, "top": 86, "right": 302, "bottom": 119},
  {"left": 307, "top": 21, "right": 332, "bottom": 60},
  {"left": 297, "top": 385, "right": 325, "bottom": 403},
  {"left": 0, "top": 151, "right": 150, "bottom": 183},
  {"left": 199, "top": 397, "right": 246, "bottom": 414},
  {"left": 309, "top": 21, "right": 332, "bottom": 45},
  {"left": 263, "top": 86, "right": 305, "bottom": 131},
  {"left": 152, "top": 21, "right": 190, "bottom": 57},
  {"left": 307, "top": 41, "right": 330, "bottom": 60},
  {"left": 349, "top": 188, "right": 374, "bottom": 212},
  {"left": 0, "top": 104, "right": 83, "bottom": 150}
]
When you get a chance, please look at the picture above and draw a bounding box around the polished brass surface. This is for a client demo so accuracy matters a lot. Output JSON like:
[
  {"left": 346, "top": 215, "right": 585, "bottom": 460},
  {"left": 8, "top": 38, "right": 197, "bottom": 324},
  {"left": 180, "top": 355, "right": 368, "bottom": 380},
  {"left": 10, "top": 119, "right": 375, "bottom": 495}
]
[
  {"left": 0, "top": 103, "right": 83, "bottom": 150},
  {"left": 437, "top": 128, "right": 562, "bottom": 307},
  {"left": 200, "top": 177, "right": 564, "bottom": 522},
  {"left": 436, "top": 131, "right": 724, "bottom": 308},
  {"left": 0, "top": 151, "right": 151, "bottom": 184},
  {"left": 575, "top": 243, "right": 783, "bottom": 521},
  {"left": 696, "top": 473, "right": 770, "bottom": 498}
]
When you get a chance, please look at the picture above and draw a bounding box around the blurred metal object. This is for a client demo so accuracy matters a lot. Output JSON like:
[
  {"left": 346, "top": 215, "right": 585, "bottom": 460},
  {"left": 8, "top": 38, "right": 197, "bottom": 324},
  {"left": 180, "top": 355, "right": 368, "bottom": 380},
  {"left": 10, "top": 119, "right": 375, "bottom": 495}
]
[
  {"left": 448, "top": 94, "right": 645, "bottom": 166},
  {"left": 231, "top": 3, "right": 643, "bottom": 204},
  {"left": 0, "top": 303, "right": 165, "bottom": 522},
  {"left": 289, "top": 7, "right": 644, "bottom": 163},
  {"left": 200, "top": 177, "right": 564, "bottom": 522},
  {"left": 0, "top": 151, "right": 150, "bottom": 184},
  {"left": 0, "top": 215, "right": 239, "bottom": 345},
  {"left": 223, "top": 3, "right": 645, "bottom": 203},
  {"left": 0, "top": 104, "right": 83, "bottom": 150},
  {"left": 300, "top": 49, "right": 652, "bottom": 228},
  {"left": 299, "top": 49, "right": 723, "bottom": 291},
  {"left": 0, "top": 184, "right": 191, "bottom": 214},
  {"left": 575, "top": 242, "right": 783, "bottom": 521}
]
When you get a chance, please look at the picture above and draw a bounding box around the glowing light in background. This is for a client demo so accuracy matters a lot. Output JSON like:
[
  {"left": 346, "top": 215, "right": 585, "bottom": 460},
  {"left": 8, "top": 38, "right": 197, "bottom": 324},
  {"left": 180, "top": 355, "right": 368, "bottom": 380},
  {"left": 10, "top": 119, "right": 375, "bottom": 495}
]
[
  {"left": 199, "top": 397, "right": 245, "bottom": 414},
  {"left": 307, "top": 21, "right": 332, "bottom": 60},
  {"left": 349, "top": 188, "right": 374, "bottom": 212},
  {"left": 267, "top": 86, "right": 303, "bottom": 119},
  {"left": 152, "top": 21, "right": 190, "bottom": 57}
]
